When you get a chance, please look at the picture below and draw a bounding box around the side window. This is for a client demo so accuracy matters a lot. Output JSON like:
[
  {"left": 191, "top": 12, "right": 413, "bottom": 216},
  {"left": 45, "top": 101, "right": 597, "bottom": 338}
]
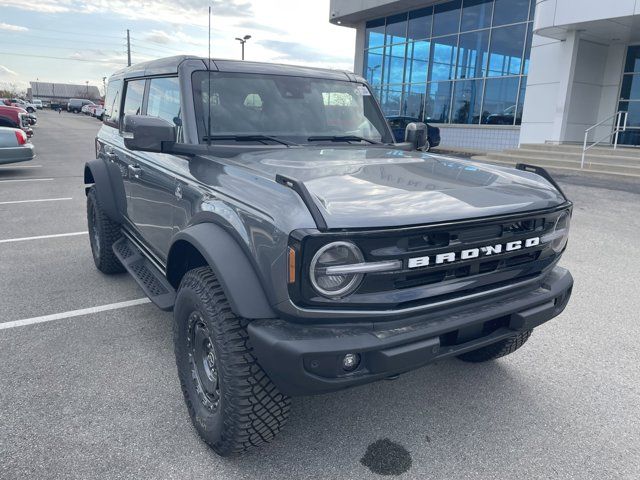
[
  {"left": 147, "top": 77, "right": 182, "bottom": 142},
  {"left": 103, "top": 79, "right": 123, "bottom": 127},
  {"left": 146, "top": 77, "right": 182, "bottom": 139},
  {"left": 122, "top": 79, "right": 146, "bottom": 118}
]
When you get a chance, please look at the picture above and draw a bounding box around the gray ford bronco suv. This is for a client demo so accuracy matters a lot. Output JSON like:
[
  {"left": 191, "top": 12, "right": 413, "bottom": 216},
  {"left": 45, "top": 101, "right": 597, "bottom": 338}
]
[{"left": 85, "top": 56, "right": 573, "bottom": 456}]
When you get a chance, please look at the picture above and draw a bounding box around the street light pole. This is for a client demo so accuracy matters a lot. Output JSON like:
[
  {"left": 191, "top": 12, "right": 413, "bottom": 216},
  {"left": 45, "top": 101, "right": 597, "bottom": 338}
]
[{"left": 234, "top": 35, "right": 252, "bottom": 60}]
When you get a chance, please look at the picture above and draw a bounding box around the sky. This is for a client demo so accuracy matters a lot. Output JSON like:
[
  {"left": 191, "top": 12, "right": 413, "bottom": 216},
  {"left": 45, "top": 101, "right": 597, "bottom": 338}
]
[{"left": 0, "top": 0, "right": 355, "bottom": 95}]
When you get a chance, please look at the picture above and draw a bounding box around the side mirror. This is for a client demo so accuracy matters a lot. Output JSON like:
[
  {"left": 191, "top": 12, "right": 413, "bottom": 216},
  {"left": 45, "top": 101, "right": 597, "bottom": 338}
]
[
  {"left": 122, "top": 115, "right": 175, "bottom": 153},
  {"left": 405, "top": 122, "right": 428, "bottom": 151}
]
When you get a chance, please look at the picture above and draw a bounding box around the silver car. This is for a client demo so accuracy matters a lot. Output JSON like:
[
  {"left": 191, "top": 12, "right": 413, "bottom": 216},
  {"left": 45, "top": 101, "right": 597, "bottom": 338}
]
[{"left": 0, "top": 127, "right": 35, "bottom": 165}]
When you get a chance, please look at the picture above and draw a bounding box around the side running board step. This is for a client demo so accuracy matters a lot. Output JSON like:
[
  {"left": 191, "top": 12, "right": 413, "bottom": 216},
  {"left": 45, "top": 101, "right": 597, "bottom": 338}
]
[{"left": 112, "top": 237, "right": 176, "bottom": 311}]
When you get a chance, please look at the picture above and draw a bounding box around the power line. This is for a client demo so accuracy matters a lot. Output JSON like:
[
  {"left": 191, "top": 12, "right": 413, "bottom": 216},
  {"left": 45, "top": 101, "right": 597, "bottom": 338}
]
[
  {"left": 24, "top": 26, "right": 125, "bottom": 40},
  {"left": 0, "top": 39, "right": 124, "bottom": 53},
  {"left": 0, "top": 51, "right": 126, "bottom": 65}
]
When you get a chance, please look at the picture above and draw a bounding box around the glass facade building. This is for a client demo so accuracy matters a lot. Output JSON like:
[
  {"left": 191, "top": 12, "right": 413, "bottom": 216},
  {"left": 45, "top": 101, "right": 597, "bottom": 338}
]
[{"left": 363, "top": 0, "right": 534, "bottom": 126}]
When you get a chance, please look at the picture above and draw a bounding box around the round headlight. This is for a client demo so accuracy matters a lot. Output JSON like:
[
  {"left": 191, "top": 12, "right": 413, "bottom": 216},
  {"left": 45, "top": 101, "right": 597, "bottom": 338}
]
[
  {"left": 309, "top": 241, "right": 364, "bottom": 298},
  {"left": 550, "top": 210, "right": 571, "bottom": 253}
]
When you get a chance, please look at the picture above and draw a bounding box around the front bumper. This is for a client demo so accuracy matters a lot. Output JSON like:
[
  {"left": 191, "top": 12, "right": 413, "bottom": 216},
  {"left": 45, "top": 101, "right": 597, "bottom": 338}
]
[{"left": 248, "top": 266, "right": 573, "bottom": 396}]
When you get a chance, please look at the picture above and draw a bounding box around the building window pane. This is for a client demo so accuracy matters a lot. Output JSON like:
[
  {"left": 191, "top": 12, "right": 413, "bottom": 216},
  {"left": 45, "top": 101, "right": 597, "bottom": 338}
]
[
  {"left": 461, "top": 0, "right": 493, "bottom": 32},
  {"left": 365, "top": 47, "right": 384, "bottom": 86},
  {"left": 516, "top": 77, "right": 527, "bottom": 125},
  {"left": 407, "top": 7, "right": 432, "bottom": 41},
  {"left": 493, "top": 0, "right": 529, "bottom": 26},
  {"left": 452, "top": 79, "right": 483, "bottom": 124},
  {"left": 406, "top": 41, "right": 430, "bottom": 83},
  {"left": 482, "top": 77, "right": 519, "bottom": 124},
  {"left": 624, "top": 46, "right": 640, "bottom": 73},
  {"left": 433, "top": 0, "right": 462, "bottom": 37},
  {"left": 380, "top": 85, "right": 403, "bottom": 115},
  {"left": 522, "top": 23, "right": 533, "bottom": 75},
  {"left": 457, "top": 30, "right": 489, "bottom": 79},
  {"left": 386, "top": 13, "right": 408, "bottom": 45},
  {"left": 384, "top": 44, "right": 407, "bottom": 84},
  {"left": 401, "top": 83, "right": 427, "bottom": 119},
  {"left": 430, "top": 35, "right": 458, "bottom": 82},
  {"left": 488, "top": 24, "right": 526, "bottom": 76},
  {"left": 365, "top": 18, "right": 385, "bottom": 49},
  {"left": 529, "top": 0, "right": 536, "bottom": 21},
  {"left": 621, "top": 74, "right": 640, "bottom": 100},
  {"left": 425, "top": 81, "right": 452, "bottom": 123}
]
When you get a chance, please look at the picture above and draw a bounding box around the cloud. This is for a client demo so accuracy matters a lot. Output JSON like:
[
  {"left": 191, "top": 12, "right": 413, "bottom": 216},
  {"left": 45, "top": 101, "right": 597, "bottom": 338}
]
[
  {"left": 143, "top": 29, "right": 207, "bottom": 47},
  {"left": 0, "top": 22, "right": 28, "bottom": 31},
  {"left": 235, "top": 20, "right": 286, "bottom": 35},
  {"left": 259, "top": 39, "right": 353, "bottom": 66},
  {"left": 0, "top": 65, "right": 18, "bottom": 77},
  {"left": 0, "top": 0, "right": 253, "bottom": 21}
]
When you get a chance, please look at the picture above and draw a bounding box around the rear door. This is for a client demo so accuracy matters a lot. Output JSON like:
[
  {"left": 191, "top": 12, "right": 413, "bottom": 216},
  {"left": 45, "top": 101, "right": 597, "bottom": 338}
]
[{"left": 127, "top": 76, "right": 185, "bottom": 260}]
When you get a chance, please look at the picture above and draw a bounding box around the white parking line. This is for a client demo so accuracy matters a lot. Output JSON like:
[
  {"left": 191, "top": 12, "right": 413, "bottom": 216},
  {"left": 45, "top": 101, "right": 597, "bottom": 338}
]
[
  {"left": 0, "top": 298, "right": 152, "bottom": 331},
  {"left": 0, "top": 164, "right": 42, "bottom": 169},
  {"left": 0, "top": 231, "right": 87, "bottom": 244},
  {"left": 0, "top": 197, "right": 73, "bottom": 206},
  {"left": 0, "top": 178, "right": 53, "bottom": 183}
]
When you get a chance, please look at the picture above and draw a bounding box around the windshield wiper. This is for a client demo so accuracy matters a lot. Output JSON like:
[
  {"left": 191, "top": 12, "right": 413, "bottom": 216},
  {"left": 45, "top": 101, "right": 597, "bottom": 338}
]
[
  {"left": 307, "top": 135, "right": 381, "bottom": 145},
  {"left": 202, "top": 135, "right": 298, "bottom": 147}
]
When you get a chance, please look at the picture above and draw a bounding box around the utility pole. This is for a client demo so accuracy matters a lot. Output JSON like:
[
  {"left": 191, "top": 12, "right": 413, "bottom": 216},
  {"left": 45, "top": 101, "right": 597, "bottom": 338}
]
[{"left": 126, "top": 29, "right": 131, "bottom": 66}]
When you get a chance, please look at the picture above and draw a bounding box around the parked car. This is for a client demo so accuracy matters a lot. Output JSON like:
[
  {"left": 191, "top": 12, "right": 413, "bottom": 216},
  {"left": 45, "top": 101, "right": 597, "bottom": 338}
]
[
  {"left": 81, "top": 104, "right": 93, "bottom": 115},
  {"left": 87, "top": 56, "right": 573, "bottom": 457},
  {"left": 0, "top": 126, "right": 34, "bottom": 165},
  {"left": 93, "top": 105, "right": 105, "bottom": 120},
  {"left": 8, "top": 98, "right": 37, "bottom": 113},
  {"left": 0, "top": 105, "right": 33, "bottom": 137},
  {"left": 485, "top": 105, "right": 521, "bottom": 125},
  {"left": 387, "top": 115, "right": 441, "bottom": 151},
  {"left": 68, "top": 98, "right": 95, "bottom": 113},
  {"left": 32, "top": 99, "right": 43, "bottom": 109}
]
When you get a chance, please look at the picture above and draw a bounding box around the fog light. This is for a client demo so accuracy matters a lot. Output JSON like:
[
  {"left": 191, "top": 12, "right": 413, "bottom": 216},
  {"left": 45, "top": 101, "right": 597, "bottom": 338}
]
[{"left": 342, "top": 353, "right": 360, "bottom": 372}]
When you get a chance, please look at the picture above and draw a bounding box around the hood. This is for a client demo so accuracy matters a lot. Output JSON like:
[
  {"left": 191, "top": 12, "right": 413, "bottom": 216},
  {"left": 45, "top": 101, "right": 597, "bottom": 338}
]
[{"left": 232, "top": 147, "right": 567, "bottom": 229}]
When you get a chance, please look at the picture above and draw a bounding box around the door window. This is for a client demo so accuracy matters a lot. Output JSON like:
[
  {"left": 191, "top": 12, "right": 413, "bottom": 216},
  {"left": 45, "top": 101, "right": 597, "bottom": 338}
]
[
  {"left": 122, "top": 79, "right": 146, "bottom": 117},
  {"left": 146, "top": 77, "right": 182, "bottom": 140},
  {"left": 103, "top": 79, "right": 123, "bottom": 127}
]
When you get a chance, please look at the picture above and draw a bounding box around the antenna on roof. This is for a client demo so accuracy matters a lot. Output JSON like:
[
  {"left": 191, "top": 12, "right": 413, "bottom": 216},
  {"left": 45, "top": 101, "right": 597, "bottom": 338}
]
[{"left": 207, "top": 5, "right": 212, "bottom": 146}]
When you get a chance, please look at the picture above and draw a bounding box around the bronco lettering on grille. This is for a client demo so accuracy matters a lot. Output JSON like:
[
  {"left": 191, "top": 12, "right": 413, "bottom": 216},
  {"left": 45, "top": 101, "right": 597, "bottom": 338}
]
[{"left": 407, "top": 237, "right": 541, "bottom": 269}]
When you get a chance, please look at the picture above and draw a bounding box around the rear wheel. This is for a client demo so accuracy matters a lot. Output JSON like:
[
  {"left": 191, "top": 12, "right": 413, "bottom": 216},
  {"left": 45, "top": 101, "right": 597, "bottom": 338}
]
[
  {"left": 457, "top": 330, "right": 532, "bottom": 363},
  {"left": 174, "top": 267, "right": 291, "bottom": 456},
  {"left": 86, "top": 187, "right": 125, "bottom": 274}
]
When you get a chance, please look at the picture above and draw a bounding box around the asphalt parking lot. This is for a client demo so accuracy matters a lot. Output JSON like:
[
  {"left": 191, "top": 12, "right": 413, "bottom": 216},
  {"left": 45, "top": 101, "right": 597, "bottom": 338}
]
[{"left": 1, "top": 110, "right": 639, "bottom": 480}]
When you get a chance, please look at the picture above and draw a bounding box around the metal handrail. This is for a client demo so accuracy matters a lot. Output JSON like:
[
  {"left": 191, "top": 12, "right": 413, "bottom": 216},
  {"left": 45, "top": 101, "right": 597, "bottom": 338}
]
[{"left": 581, "top": 111, "right": 628, "bottom": 168}]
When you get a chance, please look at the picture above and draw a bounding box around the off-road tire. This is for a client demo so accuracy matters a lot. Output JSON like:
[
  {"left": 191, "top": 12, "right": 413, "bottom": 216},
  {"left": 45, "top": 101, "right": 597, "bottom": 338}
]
[
  {"left": 457, "top": 330, "right": 533, "bottom": 363},
  {"left": 86, "top": 187, "right": 125, "bottom": 274},
  {"left": 173, "top": 267, "right": 291, "bottom": 456}
]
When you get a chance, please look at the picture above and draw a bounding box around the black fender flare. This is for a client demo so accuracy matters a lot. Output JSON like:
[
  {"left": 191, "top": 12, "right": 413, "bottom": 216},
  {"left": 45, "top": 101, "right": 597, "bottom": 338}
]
[
  {"left": 167, "top": 223, "right": 276, "bottom": 319},
  {"left": 84, "top": 159, "right": 125, "bottom": 223}
]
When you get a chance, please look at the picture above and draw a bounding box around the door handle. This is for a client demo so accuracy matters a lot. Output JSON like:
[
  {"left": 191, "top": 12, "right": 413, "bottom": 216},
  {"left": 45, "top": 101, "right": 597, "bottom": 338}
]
[{"left": 128, "top": 165, "right": 142, "bottom": 178}]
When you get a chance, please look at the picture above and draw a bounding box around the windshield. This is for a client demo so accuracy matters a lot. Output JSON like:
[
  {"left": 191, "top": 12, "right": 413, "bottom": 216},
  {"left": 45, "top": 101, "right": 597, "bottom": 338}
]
[{"left": 192, "top": 71, "right": 391, "bottom": 144}]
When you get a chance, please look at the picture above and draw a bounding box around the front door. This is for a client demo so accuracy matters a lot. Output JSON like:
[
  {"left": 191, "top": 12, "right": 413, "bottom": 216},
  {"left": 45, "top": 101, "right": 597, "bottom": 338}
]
[
  {"left": 618, "top": 45, "right": 640, "bottom": 146},
  {"left": 127, "top": 77, "right": 184, "bottom": 260}
]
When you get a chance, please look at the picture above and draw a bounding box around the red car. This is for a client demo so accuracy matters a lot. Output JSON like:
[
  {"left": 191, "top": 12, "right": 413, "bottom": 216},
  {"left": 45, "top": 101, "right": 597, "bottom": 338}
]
[{"left": 0, "top": 105, "right": 33, "bottom": 137}]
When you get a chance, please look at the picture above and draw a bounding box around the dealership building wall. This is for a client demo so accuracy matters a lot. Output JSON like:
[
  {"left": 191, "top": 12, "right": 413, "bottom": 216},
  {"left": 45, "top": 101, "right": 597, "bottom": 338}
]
[{"left": 329, "top": 0, "right": 640, "bottom": 151}]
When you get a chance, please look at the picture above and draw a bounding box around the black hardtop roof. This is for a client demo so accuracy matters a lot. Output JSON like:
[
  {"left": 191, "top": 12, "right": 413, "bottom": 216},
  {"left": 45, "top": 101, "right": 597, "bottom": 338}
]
[{"left": 112, "top": 55, "right": 362, "bottom": 82}]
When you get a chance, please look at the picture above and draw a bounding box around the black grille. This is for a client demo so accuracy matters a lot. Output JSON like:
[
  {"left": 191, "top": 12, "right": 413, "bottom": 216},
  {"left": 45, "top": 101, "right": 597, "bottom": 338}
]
[{"left": 294, "top": 205, "right": 571, "bottom": 309}]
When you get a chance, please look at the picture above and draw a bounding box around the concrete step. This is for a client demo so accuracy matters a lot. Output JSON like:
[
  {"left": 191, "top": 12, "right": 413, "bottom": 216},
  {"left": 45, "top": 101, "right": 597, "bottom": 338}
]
[
  {"left": 497, "top": 148, "right": 640, "bottom": 165},
  {"left": 519, "top": 143, "right": 640, "bottom": 158},
  {"left": 484, "top": 152, "right": 640, "bottom": 175},
  {"left": 472, "top": 155, "right": 640, "bottom": 178}
]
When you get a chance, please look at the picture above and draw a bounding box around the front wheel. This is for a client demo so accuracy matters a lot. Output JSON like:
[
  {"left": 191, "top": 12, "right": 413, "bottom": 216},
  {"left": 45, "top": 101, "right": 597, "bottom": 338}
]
[
  {"left": 173, "top": 267, "right": 291, "bottom": 456},
  {"left": 457, "top": 330, "right": 532, "bottom": 363}
]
